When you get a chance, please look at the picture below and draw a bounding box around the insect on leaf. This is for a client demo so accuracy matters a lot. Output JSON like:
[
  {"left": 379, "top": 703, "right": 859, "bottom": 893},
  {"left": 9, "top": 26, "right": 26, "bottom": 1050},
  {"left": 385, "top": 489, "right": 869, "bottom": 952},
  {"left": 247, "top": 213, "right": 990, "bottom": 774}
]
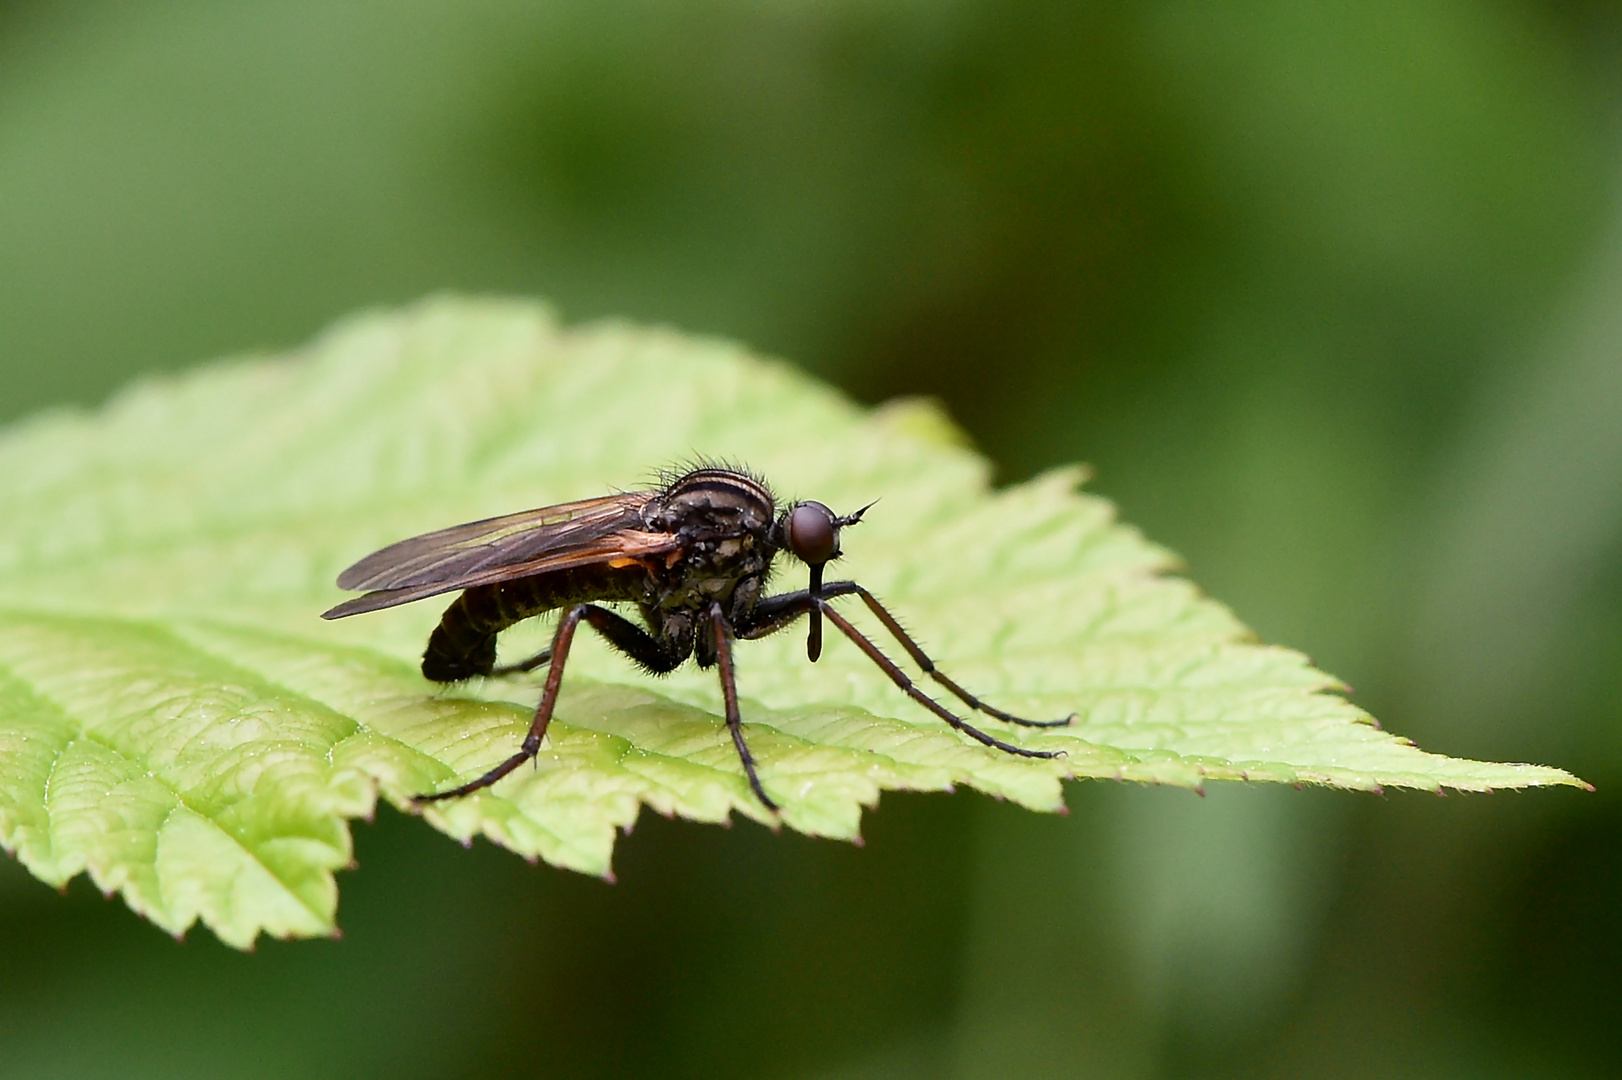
[{"left": 0, "top": 297, "right": 1586, "bottom": 948}]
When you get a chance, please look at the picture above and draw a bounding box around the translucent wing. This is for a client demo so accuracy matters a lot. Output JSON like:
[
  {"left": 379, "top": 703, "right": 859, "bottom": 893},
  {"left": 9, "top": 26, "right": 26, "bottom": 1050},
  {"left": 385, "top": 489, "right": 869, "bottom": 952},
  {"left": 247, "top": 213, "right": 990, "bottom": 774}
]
[{"left": 321, "top": 493, "right": 678, "bottom": 619}]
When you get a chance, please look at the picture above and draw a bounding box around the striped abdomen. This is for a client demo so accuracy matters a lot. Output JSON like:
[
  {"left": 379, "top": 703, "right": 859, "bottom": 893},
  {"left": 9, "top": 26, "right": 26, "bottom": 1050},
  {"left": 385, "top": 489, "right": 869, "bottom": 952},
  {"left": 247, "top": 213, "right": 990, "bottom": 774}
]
[{"left": 421, "top": 566, "right": 643, "bottom": 682}]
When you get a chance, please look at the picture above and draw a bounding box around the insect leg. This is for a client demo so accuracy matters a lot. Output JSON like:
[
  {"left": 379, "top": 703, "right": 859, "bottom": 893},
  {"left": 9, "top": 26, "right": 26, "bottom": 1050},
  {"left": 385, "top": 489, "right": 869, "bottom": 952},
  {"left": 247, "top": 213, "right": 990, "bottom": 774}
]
[
  {"left": 845, "top": 587, "right": 1074, "bottom": 728},
  {"left": 743, "top": 583, "right": 1072, "bottom": 729},
  {"left": 710, "top": 602, "right": 779, "bottom": 812},
  {"left": 576, "top": 606, "right": 691, "bottom": 674},
  {"left": 734, "top": 593, "right": 810, "bottom": 638},
  {"left": 418, "top": 604, "right": 692, "bottom": 802},
  {"left": 492, "top": 606, "right": 687, "bottom": 677},
  {"left": 819, "top": 603, "right": 1064, "bottom": 760},
  {"left": 491, "top": 647, "right": 552, "bottom": 676},
  {"left": 416, "top": 602, "right": 592, "bottom": 803},
  {"left": 734, "top": 583, "right": 846, "bottom": 639}
]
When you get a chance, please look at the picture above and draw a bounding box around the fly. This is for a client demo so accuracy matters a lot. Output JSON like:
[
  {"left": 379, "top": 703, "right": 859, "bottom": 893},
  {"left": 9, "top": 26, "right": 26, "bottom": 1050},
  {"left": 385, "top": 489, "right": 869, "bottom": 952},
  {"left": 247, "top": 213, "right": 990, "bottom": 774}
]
[{"left": 322, "top": 466, "right": 1071, "bottom": 811}]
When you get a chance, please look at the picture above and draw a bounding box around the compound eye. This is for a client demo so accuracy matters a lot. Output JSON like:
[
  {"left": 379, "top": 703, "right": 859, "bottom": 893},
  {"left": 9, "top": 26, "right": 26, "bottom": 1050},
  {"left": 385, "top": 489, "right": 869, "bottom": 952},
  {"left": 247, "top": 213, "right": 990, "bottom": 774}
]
[{"left": 786, "top": 502, "right": 839, "bottom": 564}]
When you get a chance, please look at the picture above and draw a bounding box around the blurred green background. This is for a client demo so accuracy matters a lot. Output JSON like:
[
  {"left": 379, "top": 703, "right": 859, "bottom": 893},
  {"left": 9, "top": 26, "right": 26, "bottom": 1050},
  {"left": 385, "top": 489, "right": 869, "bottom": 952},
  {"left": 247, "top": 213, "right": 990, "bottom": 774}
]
[{"left": 2, "top": 1, "right": 1619, "bottom": 1077}]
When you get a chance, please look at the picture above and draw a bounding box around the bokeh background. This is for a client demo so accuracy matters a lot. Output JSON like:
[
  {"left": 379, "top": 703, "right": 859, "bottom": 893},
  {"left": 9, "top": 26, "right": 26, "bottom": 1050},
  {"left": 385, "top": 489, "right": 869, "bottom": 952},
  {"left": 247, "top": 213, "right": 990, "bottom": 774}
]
[{"left": 2, "top": 2, "right": 1619, "bottom": 1077}]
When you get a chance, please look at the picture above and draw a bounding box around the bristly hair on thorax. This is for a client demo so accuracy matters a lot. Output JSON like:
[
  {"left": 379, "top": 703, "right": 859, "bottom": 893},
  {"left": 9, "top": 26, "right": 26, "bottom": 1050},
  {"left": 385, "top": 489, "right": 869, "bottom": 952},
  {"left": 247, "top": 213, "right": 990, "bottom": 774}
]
[{"left": 650, "top": 457, "right": 777, "bottom": 506}]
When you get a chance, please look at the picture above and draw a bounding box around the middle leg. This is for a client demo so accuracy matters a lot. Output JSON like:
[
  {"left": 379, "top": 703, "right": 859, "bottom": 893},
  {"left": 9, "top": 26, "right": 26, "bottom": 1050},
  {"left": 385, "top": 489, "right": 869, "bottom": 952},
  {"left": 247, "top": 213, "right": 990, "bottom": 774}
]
[
  {"left": 709, "top": 601, "right": 779, "bottom": 812},
  {"left": 497, "top": 604, "right": 689, "bottom": 677}
]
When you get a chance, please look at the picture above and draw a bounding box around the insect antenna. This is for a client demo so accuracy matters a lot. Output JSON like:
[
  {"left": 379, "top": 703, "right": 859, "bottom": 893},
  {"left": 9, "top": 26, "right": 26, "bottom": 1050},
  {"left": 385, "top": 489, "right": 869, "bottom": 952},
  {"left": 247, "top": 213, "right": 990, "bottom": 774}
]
[{"left": 835, "top": 499, "right": 878, "bottom": 528}]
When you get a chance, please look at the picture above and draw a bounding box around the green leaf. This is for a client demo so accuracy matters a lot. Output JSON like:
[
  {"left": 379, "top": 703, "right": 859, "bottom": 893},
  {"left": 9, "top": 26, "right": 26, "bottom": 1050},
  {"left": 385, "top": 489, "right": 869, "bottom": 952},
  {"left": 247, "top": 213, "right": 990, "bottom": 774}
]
[{"left": 0, "top": 297, "right": 1584, "bottom": 947}]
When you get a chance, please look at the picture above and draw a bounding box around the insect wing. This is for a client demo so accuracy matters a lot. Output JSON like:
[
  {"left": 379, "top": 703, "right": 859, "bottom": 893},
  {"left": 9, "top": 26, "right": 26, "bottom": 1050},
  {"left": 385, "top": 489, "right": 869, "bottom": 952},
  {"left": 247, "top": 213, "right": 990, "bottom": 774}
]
[
  {"left": 334, "top": 494, "right": 641, "bottom": 590},
  {"left": 323, "top": 493, "right": 676, "bottom": 619}
]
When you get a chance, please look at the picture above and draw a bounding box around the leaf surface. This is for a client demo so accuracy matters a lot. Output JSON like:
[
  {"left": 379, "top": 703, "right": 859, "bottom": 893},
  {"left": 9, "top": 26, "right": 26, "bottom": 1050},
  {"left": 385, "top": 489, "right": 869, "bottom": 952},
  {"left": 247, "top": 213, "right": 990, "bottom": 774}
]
[{"left": 0, "top": 298, "right": 1583, "bottom": 946}]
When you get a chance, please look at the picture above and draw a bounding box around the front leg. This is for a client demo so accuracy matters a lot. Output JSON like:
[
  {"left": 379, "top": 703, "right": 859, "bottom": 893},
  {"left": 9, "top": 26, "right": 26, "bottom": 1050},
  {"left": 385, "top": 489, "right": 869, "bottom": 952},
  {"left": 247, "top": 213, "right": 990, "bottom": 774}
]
[
  {"left": 816, "top": 603, "right": 1063, "bottom": 760},
  {"left": 738, "top": 582, "right": 1072, "bottom": 729},
  {"left": 735, "top": 580, "right": 865, "bottom": 640}
]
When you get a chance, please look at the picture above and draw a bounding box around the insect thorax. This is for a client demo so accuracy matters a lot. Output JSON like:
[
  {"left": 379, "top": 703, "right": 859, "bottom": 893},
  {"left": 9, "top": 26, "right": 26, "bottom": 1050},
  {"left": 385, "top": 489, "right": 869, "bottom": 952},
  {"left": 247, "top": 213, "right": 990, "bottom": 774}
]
[{"left": 644, "top": 468, "right": 779, "bottom": 616}]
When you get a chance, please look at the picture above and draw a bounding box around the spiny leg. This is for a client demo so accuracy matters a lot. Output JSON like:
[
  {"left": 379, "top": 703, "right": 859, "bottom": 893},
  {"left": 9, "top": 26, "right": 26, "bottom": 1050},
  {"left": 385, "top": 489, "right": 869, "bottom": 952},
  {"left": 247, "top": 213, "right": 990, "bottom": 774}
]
[
  {"left": 846, "top": 586, "right": 1073, "bottom": 728},
  {"left": 710, "top": 601, "right": 779, "bottom": 812},
  {"left": 743, "top": 582, "right": 1073, "bottom": 729},
  {"left": 818, "top": 603, "right": 1064, "bottom": 760}
]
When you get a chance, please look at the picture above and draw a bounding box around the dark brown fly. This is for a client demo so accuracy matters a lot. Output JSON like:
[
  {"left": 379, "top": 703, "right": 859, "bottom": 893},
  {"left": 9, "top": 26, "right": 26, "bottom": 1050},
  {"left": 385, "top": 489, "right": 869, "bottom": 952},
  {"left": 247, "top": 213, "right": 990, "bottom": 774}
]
[{"left": 322, "top": 466, "right": 1070, "bottom": 811}]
